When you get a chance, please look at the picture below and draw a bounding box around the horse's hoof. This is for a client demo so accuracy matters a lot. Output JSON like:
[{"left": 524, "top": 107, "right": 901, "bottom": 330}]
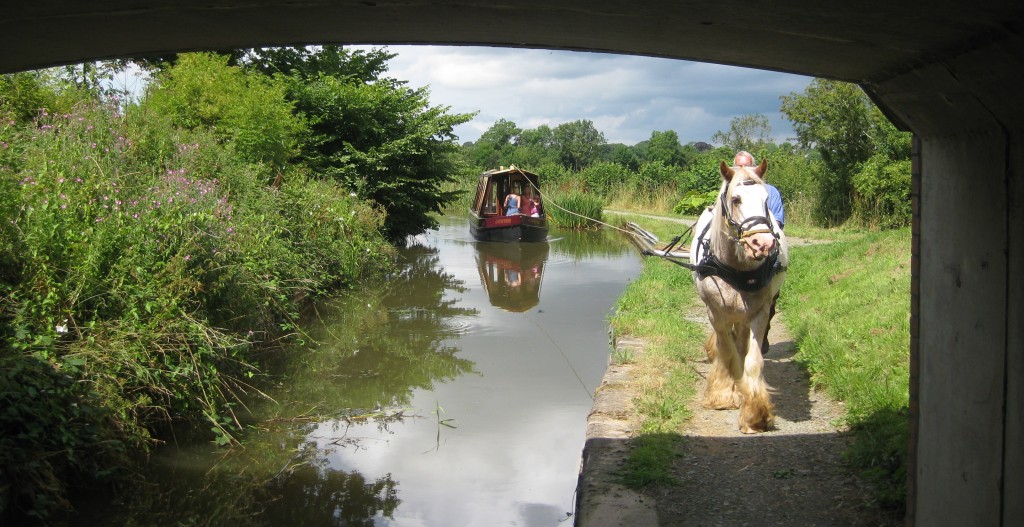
[
  {"left": 703, "top": 399, "right": 740, "bottom": 410},
  {"left": 738, "top": 419, "right": 771, "bottom": 434},
  {"left": 739, "top": 404, "right": 773, "bottom": 433},
  {"left": 703, "top": 390, "right": 740, "bottom": 410}
]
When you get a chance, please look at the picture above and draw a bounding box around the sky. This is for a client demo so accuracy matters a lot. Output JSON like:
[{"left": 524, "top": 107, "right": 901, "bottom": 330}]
[{"left": 361, "top": 45, "right": 813, "bottom": 147}]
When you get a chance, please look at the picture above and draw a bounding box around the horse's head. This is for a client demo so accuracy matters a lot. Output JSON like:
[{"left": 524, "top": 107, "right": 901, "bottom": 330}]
[{"left": 717, "top": 159, "right": 778, "bottom": 261}]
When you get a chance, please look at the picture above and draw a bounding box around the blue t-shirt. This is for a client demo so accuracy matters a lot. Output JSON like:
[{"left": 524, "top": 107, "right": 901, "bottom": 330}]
[
  {"left": 766, "top": 184, "right": 785, "bottom": 228},
  {"left": 505, "top": 194, "right": 520, "bottom": 215}
]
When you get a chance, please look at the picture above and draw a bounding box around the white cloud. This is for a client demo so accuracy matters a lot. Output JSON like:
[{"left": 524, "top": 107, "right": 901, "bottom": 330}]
[{"left": 363, "top": 45, "right": 812, "bottom": 146}]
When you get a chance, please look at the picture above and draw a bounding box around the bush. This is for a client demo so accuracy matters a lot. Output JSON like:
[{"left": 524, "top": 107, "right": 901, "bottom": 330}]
[
  {"left": 852, "top": 154, "right": 911, "bottom": 228},
  {"left": 635, "top": 161, "right": 679, "bottom": 193},
  {"left": 142, "top": 53, "right": 303, "bottom": 168},
  {"left": 678, "top": 148, "right": 732, "bottom": 194},
  {"left": 1, "top": 88, "right": 391, "bottom": 519},
  {"left": 672, "top": 189, "right": 718, "bottom": 216},
  {"left": 756, "top": 148, "right": 820, "bottom": 227},
  {"left": 579, "top": 161, "right": 630, "bottom": 196}
]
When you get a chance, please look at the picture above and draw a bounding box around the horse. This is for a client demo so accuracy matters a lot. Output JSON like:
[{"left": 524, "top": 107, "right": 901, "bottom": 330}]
[{"left": 690, "top": 159, "right": 788, "bottom": 433}]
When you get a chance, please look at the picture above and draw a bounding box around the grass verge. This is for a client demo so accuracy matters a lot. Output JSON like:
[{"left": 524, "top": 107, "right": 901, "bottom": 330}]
[
  {"left": 781, "top": 227, "right": 911, "bottom": 509},
  {"left": 606, "top": 214, "right": 707, "bottom": 486}
]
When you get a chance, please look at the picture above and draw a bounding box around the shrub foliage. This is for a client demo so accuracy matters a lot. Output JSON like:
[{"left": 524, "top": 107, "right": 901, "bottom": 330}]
[{"left": 0, "top": 60, "right": 393, "bottom": 520}]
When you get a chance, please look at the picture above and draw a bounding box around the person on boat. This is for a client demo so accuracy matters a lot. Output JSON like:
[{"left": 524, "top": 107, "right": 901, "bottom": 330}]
[
  {"left": 733, "top": 150, "right": 784, "bottom": 355},
  {"left": 504, "top": 190, "right": 521, "bottom": 215},
  {"left": 734, "top": 150, "right": 785, "bottom": 230},
  {"left": 527, "top": 198, "right": 540, "bottom": 217}
]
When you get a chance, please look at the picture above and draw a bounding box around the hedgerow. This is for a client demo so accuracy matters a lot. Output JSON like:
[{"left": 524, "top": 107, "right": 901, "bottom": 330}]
[{"left": 0, "top": 69, "right": 391, "bottom": 521}]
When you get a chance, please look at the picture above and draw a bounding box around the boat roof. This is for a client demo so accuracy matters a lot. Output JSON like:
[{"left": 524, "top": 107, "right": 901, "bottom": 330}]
[{"left": 480, "top": 166, "right": 540, "bottom": 179}]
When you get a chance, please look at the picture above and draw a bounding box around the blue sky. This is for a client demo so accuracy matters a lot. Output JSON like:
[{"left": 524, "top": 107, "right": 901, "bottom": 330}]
[{"left": 368, "top": 45, "right": 813, "bottom": 146}]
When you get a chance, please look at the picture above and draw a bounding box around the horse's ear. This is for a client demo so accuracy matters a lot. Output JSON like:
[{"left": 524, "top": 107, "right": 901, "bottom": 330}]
[
  {"left": 720, "top": 161, "right": 735, "bottom": 181},
  {"left": 754, "top": 159, "right": 768, "bottom": 178}
]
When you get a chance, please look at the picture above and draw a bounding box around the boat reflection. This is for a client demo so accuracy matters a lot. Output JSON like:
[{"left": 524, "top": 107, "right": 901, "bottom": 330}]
[{"left": 475, "top": 241, "right": 549, "bottom": 312}]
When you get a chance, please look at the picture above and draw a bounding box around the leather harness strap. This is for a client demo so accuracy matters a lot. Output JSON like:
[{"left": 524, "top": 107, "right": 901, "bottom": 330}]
[{"left": 653, "top": 194, "right": 785, "bottom": 293}]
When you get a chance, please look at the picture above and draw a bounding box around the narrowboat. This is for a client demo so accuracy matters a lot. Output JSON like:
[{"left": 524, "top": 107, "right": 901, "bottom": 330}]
[{"left": 468, "top": 166, "right": 548, "bottom": 243}]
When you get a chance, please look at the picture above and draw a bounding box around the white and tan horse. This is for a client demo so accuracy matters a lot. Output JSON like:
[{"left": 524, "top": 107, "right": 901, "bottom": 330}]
[{"left": 690, "top": 159, "right": 788, "bottom": 433}]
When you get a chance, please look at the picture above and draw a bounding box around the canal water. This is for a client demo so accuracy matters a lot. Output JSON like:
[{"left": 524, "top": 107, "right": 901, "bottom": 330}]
[{"left": 88, "top": 214, "right": 642, "bottom": 526}]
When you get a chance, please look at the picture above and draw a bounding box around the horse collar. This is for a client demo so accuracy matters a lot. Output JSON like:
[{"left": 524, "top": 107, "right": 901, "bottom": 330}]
[
  {"left": 696, "top": 247, "right": 784, "bottom": 293},
  {"left": 694, "top": 216, "right": 785, "bottom": 293}
]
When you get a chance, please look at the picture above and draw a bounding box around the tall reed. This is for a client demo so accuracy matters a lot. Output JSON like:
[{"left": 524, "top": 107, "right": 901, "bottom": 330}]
[{"left": 542, "top": 190, "right": 604, "bottom": 229}]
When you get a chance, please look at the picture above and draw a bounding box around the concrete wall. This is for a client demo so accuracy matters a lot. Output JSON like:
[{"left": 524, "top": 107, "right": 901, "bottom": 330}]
[
  {"left": 916, "top": 132, "right": 1009, "bottom": 525},
  {"left": 868, "top": 28, "right": 1024, "bottom": 523}
]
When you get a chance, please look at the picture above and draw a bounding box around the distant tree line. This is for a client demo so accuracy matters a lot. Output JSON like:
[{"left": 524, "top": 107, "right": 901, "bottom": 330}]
[{"left": 460, "top": 78, "right": 912, "bottom": 228}]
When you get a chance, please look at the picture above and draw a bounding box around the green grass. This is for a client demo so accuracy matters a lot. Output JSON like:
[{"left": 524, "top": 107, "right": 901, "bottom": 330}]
[
  {"left": 606, "top": 213, "right": 708, "bottom": 486},
  {"left": 542, "top": 190, "right": 604, "bottom": 229}
]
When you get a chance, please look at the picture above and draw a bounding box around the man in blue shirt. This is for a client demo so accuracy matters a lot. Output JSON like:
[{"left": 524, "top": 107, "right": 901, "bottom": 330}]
[{"left": 734, "top": 150, "right": 785, "bottom": 230}]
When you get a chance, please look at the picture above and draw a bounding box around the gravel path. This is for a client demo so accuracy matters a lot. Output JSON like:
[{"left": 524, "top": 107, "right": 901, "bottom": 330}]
[
  {"left": 576, "top": 315, "right": 902, "bottom": 527},
  {"left": 649, "top": 318, "right": 900, "bottom": 526}
]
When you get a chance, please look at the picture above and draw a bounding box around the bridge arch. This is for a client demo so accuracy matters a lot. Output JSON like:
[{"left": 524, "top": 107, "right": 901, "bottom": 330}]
[{"left": 4, "top": 2, "right": 1023, "bottom": 524}]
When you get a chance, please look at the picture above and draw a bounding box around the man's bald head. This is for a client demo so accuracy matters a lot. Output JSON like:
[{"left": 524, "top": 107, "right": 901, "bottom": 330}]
[{"left": 734, "top": 151, "right": 756, "bottom": 167}]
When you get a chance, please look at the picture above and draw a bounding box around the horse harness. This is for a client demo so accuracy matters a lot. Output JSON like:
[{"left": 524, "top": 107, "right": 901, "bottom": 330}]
[{"left": 659, "top": 181, "right": 785, "bottom": 293}]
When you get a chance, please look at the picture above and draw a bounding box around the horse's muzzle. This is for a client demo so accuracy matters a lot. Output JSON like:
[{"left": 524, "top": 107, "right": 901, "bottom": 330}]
[{"left": 744, "top": 233, "right": 777, "bottom": 260}]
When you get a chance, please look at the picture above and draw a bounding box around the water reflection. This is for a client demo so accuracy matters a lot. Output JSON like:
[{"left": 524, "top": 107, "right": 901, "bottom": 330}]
[
  {"left": 476, "top": 241, "right": 549, "bottom": 312},
  {"left": 259, "top": 242, "right": 479, "bottom": 419}
]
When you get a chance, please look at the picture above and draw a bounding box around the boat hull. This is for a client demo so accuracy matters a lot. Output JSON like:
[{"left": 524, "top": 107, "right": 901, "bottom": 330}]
[{"left": 469, "top": 214, "right": 548, "bottom": 243}]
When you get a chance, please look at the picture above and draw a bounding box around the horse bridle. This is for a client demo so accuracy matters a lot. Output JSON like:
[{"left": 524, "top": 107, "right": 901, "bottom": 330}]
[{"left": 718, "top": 179, "right": 778, "bottom": 251}]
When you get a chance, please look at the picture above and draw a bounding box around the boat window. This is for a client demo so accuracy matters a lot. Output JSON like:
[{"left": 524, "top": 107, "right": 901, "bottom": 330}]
[{"left": 486, "top": 181, "right": 499, "bottom": 214}]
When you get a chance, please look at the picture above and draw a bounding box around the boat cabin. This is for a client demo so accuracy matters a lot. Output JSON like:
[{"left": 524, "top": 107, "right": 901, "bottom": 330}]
[{"left": 469, "top": 166, "right": 548, "bottom": 243}]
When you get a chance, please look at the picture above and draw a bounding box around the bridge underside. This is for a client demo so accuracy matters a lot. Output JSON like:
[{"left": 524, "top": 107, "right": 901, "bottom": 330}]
[{"left": 4, "top": 1, "right": 1024, "bottom": 524}]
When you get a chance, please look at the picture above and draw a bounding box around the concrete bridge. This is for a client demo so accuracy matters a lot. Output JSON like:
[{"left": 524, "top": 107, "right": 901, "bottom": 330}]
[{"left": 3, "top": 2, "right": 1022, "bottom": 524}]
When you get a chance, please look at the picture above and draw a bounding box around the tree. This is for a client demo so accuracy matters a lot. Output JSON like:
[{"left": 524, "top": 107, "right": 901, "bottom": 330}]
[
  {"left": 471, "top": 118, "right": 521, "bottom": 169},
  {"left": 511, "top": 124, "right": 557, "bottom": 168},
  {"left": 143, "top": 52, "right": 304, "bottom": 168},
  {"left": 711, "top": 113, "right": 772, "bottom": 152},
  {"left": 780, "top": 79, "right": 874, "bottom": 177},
  {"left": 603, "top": 143, "right": 640, "bottom": 171},
  {"left": 238, "top": 46, "right": 476, "bottom": 241},
  {"left": 552, "top": 119, "right": 606, "bottom": 171},
  {"left": 240, "top": 45, "right": 395, "bottom": 85},
  {"left": 644, "top": 130, "right": 688, "bottom": 167},
  {"left": 780, "top": 78, "right": 911, "bottom": 227},
  {"left": 285, "top": 74, "right": 474, "bottom": 241}
]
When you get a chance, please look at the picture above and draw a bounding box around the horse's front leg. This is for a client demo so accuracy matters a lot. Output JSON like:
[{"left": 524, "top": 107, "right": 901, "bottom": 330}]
[
  {"left": 738, "top": 312, "right": 774, "bottom": 433},
  {"left": 703, "top": 325, "right": 741, "bottom": 410}
]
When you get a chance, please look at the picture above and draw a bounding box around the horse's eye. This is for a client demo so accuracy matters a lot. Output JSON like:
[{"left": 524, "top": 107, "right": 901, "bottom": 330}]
[{"left": 731, "top": 196, "right": 741, "bottom": 206}]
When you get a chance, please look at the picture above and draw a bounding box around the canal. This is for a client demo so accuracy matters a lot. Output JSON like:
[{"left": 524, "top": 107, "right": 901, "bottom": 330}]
[{"left": 87, "top": 214, "right": 642, "bottom": 526}]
